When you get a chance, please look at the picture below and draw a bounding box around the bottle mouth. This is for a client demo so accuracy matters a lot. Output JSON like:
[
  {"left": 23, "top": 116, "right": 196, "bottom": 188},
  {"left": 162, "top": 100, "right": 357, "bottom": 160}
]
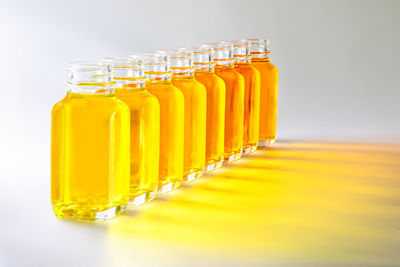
[
  {"left": 246, "top": 38, "right": 270, "bottom": 58},
  {"left": 67, "top": 61, "right": 115, "bottom": 93},
  {"left": 186, "top": 44, "right": 216, "bottom": 71},
  {"left": 204, "top": 43, "right": 235, "bottom": 66},
  {"left": 103, "top": 57, "right": 146, "bottom": 88},
  {"left": 157, "top": 48, "right": 195, "bottom": 75},
  {"left": 219, "top": 40, "right": 252, "bottom": 63}
]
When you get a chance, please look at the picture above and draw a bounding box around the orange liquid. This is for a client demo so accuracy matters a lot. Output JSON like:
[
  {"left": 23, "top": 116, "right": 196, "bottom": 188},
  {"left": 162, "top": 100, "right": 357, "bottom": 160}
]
[
  {"left": 215, "top": 65, "right": 245, "bottom": 161},
  {"left": 172, "top": 76, "right": 207, "bottom": 181},
  {"left": 195, "top": 70, "right": 225, "bottom": 170},
  {"left": 251, "top": 57, "right": 279, "bottom": 144},
  {"left": 234, "top": 63, "right": 261, "bottom": 153},
  {"left": 115, "top": 85, "right": 160, "bottom": 205},
  {"left": 146, "top": 81, "right": 185, "bottom": 192}
]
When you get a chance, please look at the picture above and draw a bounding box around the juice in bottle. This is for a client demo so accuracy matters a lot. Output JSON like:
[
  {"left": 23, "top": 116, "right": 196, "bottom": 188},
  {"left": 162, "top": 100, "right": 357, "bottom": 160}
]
[
  {"left": 106, "top": 57, "right": 160, "bottom": 207},
  {"left": 248, "top": 39, "right": 279, "bottom": 146},
  {"left": 161, "top": 48, "right": 207, "bottom": 182},
  {"left": 231, "top": 40, "right": 260, "bottom": 155},
  {"left": 51, "top": 61, "right": 130, "bottom": 221},
  {"left": 140, "top": 53, "right": 185, "bottom": 193},
  {"left": 207, "top": 43, "right": 245, "bottom": 163},
  {"left": 191, "top": 45, "right": 225, "bottom": 172}
]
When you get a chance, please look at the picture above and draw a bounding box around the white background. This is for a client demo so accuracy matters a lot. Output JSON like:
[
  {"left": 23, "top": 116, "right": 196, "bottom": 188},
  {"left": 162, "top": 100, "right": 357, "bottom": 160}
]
[{"left": 0, "top": 0, "right": 399, "bottom": 266}]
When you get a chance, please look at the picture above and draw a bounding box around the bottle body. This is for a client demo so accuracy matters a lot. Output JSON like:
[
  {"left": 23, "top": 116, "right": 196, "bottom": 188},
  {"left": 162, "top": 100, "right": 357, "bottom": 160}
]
[
  {"left": 195, "top": 71, "right": 225, "bottom": 172},
  {"left": 252, "top": 58, "right": 279, "bottom": 146},
  {"left": 115, "top": 87, "right": 160, "bottom": 206},
  {"left": 147, "top": 81, "right": 185, "bottom": 193},
  {"left": 234, "top": 63, "right": 261, "bottom": 154},
  {"left": 51, "top": 92, "right": 130, "bottom": 221},
  {"left": 215, "top": 66, "right": 245, "bottom": 163},
  {"left": 172, "top": 77, "right": 207, "bottom": 182}
]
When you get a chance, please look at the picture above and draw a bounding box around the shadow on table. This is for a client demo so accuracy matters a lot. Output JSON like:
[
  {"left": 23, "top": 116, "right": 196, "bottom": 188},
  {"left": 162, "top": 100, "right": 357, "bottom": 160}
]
[{"left": 107, "top": 141, "right": 400, "bottom": 266}]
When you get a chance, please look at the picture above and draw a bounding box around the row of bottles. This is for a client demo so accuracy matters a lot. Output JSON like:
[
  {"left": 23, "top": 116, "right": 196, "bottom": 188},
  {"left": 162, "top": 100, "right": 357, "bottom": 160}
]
[{"left": 51, "top": 38, "right": 279, "bottom": 221}]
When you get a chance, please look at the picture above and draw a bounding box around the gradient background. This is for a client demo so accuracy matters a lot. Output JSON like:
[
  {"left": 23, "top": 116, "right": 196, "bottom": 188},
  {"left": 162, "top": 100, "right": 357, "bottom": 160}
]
[{"left": 0, "top": 0, "right": 399, "bottom": 266}]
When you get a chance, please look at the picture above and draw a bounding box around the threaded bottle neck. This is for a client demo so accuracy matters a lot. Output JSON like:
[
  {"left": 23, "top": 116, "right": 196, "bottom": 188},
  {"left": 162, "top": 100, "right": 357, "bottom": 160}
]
[{"left": 67, "top": 61, "right": 115, "bottom": 94}]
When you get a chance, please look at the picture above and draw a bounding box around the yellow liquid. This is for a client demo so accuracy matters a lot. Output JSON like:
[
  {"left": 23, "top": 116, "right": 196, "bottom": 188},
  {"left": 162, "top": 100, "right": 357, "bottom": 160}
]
[
  {"left": 195, "top": 70, "right": 225, "bottom": 171},
  {"left": 215, "top": 65, "right": 245, "bottom": 163},
  {"left": 251, "top": 57, "right": 279, "bottom": 145},
  {"left": 172, "top": 76, "right": 207, "bottom": 182},
  {"left": 234, "top": 63, "right": 261, "bottom": 154},
  {"left": 146, "top": 80, "right": 185, "bottom": 193},
  {"left": 115, "top": 85, "right": 160, "bottom": 206},
  {"left": 51, "top": 91, "right": 130, "bottom": 221}
]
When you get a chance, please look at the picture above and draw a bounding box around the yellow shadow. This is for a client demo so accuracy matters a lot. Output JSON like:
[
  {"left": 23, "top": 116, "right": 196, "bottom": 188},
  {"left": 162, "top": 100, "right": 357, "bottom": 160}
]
[{"left": 106, "top": 141, "right": 400, "bottom": 266}]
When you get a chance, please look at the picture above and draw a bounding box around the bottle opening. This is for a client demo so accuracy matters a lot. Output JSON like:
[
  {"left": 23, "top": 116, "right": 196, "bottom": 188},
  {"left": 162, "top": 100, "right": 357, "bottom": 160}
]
[
  {"left": 205, "top": 43, "right": 234, "bottom": 66},
  {"left": 158, "top": 48, "right": 195, "bottom": 76},
  {"left": 67, "top": 61, "right": 115, "bottom": 94},
  {"left": 103, "top": 57, "right": 146, "bottom": 89},
  {"left": 247, "top": 38, "right": 271, "bottom": 58},
  {"left": 187, "top": 44, "right": 215, "bottom": 72},
  {"left": 137, "top": 53, "right": 172, "bottom": 82}
]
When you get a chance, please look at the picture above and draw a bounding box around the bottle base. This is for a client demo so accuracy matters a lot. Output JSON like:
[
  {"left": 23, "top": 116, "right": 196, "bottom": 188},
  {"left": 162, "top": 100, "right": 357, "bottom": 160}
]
[
  {"left": 156, "top": 180, "right": 182, "bottom": 194},
  {"left": 223, "top": 151, "right": 242, "bottom": 164},
  {"left": 128, "top": 190, "right": 156, "bottom": 208},
  {"left": 53, "top": 203, "right": 126, "bottom": 222},
  {"left": 258, "top": 137, "right": 276, "bottom": 147},
  {"left": 203, "top": 158, "right": 224, "bottom": 173},
  {"left": 242, "top": 144, "right": 257, "bottom": 155},
  {"left": 182, "top": 169, "right": 204, "bottom": 183}
]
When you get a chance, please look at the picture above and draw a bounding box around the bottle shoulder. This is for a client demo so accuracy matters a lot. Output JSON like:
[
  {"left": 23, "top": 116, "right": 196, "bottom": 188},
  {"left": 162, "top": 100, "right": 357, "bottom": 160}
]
[{"left": 52, "top": 92, "right": 130, "bottom": 115}]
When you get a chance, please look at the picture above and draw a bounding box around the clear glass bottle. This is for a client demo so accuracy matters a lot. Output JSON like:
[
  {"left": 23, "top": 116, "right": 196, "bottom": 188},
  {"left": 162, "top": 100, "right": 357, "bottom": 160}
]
[
  {"left": 160, "top": 48, "right": 207, "bottom": 182},
  {"left": 140, "top": 53, "right": 184, "bottom": 193},
  {"left": 207, "top": 43, "right": 245, "bottom": 164},
  {"left": 105, "top": 57, "right": 160, "bottom": 207},
  {"left": 230, "top": 40, "right": 261, "bottom": 155},
  {"left": 51, "top": 61, "right": 130, "bottom": 221},
  {"left": 248, "top": 39, "right": 279, "bottom": 146},
  {"left": 191, "top": 45, "right": 225, "bottom": 172}
]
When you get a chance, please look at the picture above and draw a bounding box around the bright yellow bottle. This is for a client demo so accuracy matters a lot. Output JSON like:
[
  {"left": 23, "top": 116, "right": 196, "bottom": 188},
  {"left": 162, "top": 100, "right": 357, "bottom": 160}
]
[
  {"left": 106, "top": 57, "right": 160, "bottom": 207},
  {"left": 191, "top": 45, "right": 225, "bottom": 172},
  {"left": 163, "top": 49, "right": 207, "bottom": 182},
  {"left": 232, "top": 40, "right": 261, "bottom": 155},
  {"left": 140, "top": 53, "right": 185, "bottom": 193},
  {"left": 248, "top": 39, "right": 279, "bottom": 146},
  {"left": 51, "top": 61, "right": 130, "bottom": 221},
  {"left": 209, "top": 43, "right": 245, "bottom": 164}
]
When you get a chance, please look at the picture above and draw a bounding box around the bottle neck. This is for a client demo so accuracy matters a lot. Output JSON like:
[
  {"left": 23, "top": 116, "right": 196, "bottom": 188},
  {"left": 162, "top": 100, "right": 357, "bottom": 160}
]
[
  {"left": 67, "top": 82, "right": 115, "bottom": 94},
  {"left": 171, "top": 67, "right": 195, "bottom": 79},
  {"left": 114, "top": 77, "right": 146, "bottom": 91},
  {"left": 215, "top": 64, "right": 234, "bottom": 71},
  {"left": 195, "top": 68, "right": 215, "bottom": 75}
]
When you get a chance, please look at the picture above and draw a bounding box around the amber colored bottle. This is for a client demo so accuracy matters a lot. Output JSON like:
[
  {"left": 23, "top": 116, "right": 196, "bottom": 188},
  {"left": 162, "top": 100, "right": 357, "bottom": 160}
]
[
  {"left": 191, "top": 45, "right": 225, "bottom": 172},
  {"left": 106, "top": 57, "right": 160, "bottom": 207},
  {"left": 140, "top": 53, "right": 185, "bottom": 193},
  {"left": 248, "top": 39, "right": 279, "bottom": 146},
  {"left": 208, "top": 43, "right": 245, "bottom": 164},
  {"left": 231, "top": 40, "right": 260, "bottom": 155},
  {"left": 51, "top": 61, "right": 130, "bottom": 221},
  {"left": 161, "top": 49, "right": 207, "bottom": 182}
]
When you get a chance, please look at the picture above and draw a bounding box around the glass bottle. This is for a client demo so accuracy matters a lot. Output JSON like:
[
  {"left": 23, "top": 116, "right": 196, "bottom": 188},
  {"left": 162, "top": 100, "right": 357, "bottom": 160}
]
[
  {"left": 248, "top": 39, "right": 279, "bottom": 146},
  {"left": 140, "top": 53, "right": 184, "bottom": 193},
  {"left": 231, "top": 40, "right": 261, "bottom": 155},
  {"left": 191, "top": 45, "right": 225, "bottom": 172},
  {"left": 160, "top": 48, "right": 207, "bottom": 182},
  {"left": 51, "top": 61, "right": 130, "bottom": 221},
  {"left": 207, "top": 43, "right": 245, "bottom": 164},
  {"left": 105, "top": 57, "right": 160, "bottom": 207}
]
